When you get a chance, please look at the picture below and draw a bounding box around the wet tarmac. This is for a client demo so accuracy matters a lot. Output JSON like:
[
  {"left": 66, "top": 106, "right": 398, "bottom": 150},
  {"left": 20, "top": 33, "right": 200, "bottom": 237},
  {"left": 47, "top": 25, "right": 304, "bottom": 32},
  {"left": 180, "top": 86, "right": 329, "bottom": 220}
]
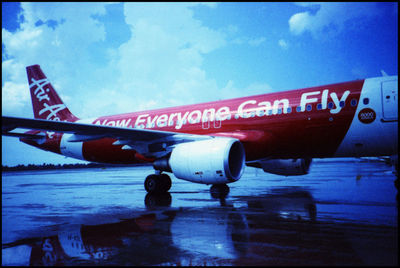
[{"left": 2, "top": 159, "right": 398, "bottom": 266}]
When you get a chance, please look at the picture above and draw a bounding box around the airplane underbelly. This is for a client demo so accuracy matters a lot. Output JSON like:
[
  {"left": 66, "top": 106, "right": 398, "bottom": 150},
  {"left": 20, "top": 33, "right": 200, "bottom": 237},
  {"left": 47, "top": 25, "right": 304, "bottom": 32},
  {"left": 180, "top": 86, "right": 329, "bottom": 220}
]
[
  {"left": 81, "top": 138, "right": 140, "bottom": 164},
  {"left": 335, "top": 120, "right": 398, "bottom": 157}
]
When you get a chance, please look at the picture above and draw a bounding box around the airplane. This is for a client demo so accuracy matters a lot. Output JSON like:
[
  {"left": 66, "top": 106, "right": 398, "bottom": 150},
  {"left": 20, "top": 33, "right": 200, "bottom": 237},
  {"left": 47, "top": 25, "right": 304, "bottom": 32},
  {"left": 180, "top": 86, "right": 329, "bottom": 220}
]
[{"left": 2, "top": 65, "right": 398, "bottom": 194}]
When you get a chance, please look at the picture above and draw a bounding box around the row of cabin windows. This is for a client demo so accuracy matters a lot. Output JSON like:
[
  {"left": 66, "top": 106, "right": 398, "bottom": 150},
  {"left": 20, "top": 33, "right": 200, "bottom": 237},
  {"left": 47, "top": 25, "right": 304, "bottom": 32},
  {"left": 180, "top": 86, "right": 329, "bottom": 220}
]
[
  {"left": 247, "top": 98, "right": 364, "bottom": 117},
  {"left": 145, "top": 98, "right": 366, "bottom": 127},
  {"left": 219, "top": 97, "right": 360, "bottom": 119},
  {"left": 292, "top": 98, "right": 358, "bottom": 113}
]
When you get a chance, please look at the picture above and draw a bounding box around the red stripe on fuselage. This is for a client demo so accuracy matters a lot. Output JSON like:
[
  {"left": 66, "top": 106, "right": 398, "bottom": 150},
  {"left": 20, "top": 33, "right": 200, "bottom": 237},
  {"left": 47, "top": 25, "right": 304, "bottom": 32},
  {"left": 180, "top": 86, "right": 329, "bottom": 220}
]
[
  {"left": 80, "top": 79, "right": 364, "bottom": 163},
  {"left": 23, "top": 79, "right": 364, "bottom": 164}
]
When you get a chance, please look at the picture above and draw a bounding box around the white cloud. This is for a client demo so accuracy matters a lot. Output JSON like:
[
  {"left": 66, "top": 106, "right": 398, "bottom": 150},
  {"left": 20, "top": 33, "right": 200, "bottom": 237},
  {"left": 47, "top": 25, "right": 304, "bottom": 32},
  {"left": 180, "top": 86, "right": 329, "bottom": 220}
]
[
  {"left": 232, "top": 36, "right": 266, "bottom": 47},
  {"left": 224, "top": 22, "right": 265, "bottom": 47},
  {"left": 2, "top": 2, "right": 114, "bottom": 118},
  {"left": 220, "top": 80, "right": 272, "bottom": 99},
  {"left": 1, "top": 60, "right": 31, "bottom": 116},
  {"left": 2, "top": 2, "right": 270, "bottom": 120},
  {"left": 2, "top": 81, "right": 30, "bottom": 115},
  {"left": 109, "top": 3, "right": 229, "bottom": 113},
  {"left": 289, "top": 2, "right": 381, "bottom": 38},
  {"left": 289, "top": 12, "right": 311, "bottom": 36},
  {"left": 278, "top": 39, "right": 289, "bottom": 50},
  {"left": 245, "top": 82, "right": 273, "bottom": 94}
]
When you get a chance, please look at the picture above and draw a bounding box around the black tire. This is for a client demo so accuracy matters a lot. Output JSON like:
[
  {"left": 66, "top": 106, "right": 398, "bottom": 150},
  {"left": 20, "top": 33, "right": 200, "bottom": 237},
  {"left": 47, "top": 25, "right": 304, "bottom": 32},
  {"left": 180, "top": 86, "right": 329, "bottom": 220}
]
[
  {"left": 144, "top": 174, "right": 172, "bottom": 193},
  {"left": 210, "top": 184, "right": 230, "bottom": 199},
  {"left": 159, "top": 173, "right": 172, "bottom": 192},
  {"left": 144, "top": 174, "right": 161, "bottom": 193}
]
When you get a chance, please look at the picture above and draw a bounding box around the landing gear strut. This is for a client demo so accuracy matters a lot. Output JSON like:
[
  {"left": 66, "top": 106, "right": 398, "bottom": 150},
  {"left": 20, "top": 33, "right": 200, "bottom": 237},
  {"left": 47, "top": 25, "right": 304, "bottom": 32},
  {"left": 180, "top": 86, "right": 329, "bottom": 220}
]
[{"left": 144, "top": 173, "right": 172, "bottom": 194}]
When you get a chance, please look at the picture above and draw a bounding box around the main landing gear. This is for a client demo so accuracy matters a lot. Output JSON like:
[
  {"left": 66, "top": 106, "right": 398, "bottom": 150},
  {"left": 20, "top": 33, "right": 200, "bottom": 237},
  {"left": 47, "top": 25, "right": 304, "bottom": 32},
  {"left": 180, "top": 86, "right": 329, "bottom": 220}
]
[
  {"left": 143, "top": 170, "right": 231, "bottom": 197},
  {"left": 210, "top": 184, "right": 230, "bottom": 199},
  {"left": 144, "top": 173, "right": 172, "bottom": 194}
]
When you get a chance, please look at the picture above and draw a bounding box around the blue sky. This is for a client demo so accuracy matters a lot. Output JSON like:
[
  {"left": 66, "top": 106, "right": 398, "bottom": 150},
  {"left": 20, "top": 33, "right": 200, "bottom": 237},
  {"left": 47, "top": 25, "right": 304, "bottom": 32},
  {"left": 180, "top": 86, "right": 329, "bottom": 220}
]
[{"left": 2, "top": 2, "right": 398, "bottom": 166}]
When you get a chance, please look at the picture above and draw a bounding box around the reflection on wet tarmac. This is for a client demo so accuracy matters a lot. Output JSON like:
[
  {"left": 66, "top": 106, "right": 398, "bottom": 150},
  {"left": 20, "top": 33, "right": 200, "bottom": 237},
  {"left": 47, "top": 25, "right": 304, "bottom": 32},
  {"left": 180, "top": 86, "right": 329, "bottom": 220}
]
[
  {"left": 3, "top": 187, "right": 397, "bottom": 266},
  {"left": 2, "top": 161, "right": 398, "bottom": 265}
]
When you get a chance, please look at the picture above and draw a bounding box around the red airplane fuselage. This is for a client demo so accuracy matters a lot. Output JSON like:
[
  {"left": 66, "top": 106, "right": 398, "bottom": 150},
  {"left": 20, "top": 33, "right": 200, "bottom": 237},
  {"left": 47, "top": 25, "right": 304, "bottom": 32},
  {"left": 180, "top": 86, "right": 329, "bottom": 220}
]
[
  {"left": 23, "top": 76, "right": 393, "bottom": 165},
  {"left": 83, "top": 80, "right": 363, "bottom": 162},
  {"left": 18, "top": 64, "right": 397, "bottom": 170}
]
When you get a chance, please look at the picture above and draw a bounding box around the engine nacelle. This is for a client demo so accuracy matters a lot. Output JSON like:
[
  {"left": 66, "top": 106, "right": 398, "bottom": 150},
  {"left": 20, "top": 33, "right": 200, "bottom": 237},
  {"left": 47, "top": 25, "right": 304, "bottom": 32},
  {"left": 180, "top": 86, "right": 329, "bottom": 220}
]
[
  {"left": 166, "top": 138, "right": 245, "bottom": 184},
  {"left": 254, "top": 158, "right": 312, "bottom": 176}
]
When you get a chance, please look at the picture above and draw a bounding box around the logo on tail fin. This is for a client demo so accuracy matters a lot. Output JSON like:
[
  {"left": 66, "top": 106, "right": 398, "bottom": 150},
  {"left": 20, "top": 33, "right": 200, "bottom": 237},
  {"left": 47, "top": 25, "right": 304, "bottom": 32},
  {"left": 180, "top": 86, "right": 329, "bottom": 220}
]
[
  {"left": 30, "top": 77, "right": 67, "bottom": 121},
  {"left": 27, "top": 65, "right": 78, "bottom": 122}
]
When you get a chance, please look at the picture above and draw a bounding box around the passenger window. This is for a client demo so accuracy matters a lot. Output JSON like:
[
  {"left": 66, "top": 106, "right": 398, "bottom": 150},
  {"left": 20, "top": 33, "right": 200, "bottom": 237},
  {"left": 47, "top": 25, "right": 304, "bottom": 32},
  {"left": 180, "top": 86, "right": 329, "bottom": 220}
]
[
  {"left": 317, "top": 104, "right": 322, "bottom": 110},
  {"left": 363, "top": 98, "right": 369, "bottom": 105},
  {"left": 296, "top": 106, "right": 301, "bottom": 112},
  {"left": 339, "top": 101, "right": 345, "bottom": 108},
  {"left": 328, "top": 102, "right": 334, "bottom": 109},
  {"left": 306, "top": 104, "right": 312, "bottom": 111},
  {"left": 351, "top": 99, "right": 357, "bottom": 107}
]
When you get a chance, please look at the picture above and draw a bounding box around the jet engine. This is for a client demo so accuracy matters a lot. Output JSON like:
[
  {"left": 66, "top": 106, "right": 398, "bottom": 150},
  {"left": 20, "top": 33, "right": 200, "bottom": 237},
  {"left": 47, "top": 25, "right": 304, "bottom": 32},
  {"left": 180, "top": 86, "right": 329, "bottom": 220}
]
[
  {"left": 248, "top": 158, "right": 312, "bottom": 176},
  {"left": 154, "top": 138, "right": 245, "bottom": 184}
]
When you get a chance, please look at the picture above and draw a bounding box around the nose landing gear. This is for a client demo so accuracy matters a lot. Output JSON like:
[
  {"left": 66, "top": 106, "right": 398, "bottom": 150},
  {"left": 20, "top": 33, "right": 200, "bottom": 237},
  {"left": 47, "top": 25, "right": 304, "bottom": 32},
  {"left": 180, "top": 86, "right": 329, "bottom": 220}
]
[{"left": 144, "top": 173, "right": 172, "bottom": 193}]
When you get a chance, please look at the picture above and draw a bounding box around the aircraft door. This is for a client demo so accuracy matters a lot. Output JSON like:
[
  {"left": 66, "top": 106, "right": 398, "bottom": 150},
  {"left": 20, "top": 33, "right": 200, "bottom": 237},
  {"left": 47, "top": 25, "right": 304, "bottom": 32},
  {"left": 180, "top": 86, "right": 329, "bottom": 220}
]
[
  {"left": 202, "top": 116, "right": 210, "bottom": 129},
  {"left": 381, "top": 80, "right": 398, "bottom": 122},
  {"left": 214, "top": 117, "right": 221, "bottom": 128}
]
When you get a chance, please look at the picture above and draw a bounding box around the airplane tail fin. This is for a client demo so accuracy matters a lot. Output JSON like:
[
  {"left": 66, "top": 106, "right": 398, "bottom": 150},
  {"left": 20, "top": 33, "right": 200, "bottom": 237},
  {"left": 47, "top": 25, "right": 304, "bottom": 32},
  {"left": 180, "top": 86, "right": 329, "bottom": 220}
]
[{"left": 26, "top": 65, "right": 79, "bottom": 122}]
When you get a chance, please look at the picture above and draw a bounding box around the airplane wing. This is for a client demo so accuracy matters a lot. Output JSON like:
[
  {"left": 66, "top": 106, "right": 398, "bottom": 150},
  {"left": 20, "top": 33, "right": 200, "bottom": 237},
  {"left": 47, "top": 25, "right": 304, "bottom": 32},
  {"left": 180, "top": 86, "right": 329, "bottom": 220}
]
[{"left": 2, "top": 116, "right": 210, "bottom": 158}]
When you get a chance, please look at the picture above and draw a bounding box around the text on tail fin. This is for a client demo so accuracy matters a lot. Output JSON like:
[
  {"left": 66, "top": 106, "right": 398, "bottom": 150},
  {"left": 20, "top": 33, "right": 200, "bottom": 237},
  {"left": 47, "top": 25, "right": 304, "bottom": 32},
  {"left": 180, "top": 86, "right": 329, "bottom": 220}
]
[{"left": 27, "top": 65, "right": 79, "bottom": 122}]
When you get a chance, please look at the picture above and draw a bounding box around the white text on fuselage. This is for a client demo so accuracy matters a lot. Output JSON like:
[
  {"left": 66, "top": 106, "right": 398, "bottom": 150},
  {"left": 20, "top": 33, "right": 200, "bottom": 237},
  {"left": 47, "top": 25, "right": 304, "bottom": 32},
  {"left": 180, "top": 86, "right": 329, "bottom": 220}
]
[{"left": 94, "top": 89, "right": 351, "bottom": 129}]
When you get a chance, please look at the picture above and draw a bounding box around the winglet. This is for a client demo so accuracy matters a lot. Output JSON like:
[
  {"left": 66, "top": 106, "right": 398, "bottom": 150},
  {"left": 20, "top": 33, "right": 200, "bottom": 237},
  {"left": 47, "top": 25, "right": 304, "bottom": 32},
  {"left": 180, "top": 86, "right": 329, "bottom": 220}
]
[{"left": 26, "top": 65, "right": 79, "bottom": 122}]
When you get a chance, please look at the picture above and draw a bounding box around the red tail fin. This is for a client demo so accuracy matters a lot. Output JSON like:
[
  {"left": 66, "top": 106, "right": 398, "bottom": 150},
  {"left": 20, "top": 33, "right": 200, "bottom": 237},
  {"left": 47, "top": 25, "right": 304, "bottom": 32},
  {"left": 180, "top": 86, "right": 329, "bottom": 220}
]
[{"left": 27, "top": 65, "right": 79, "bottom": 122}]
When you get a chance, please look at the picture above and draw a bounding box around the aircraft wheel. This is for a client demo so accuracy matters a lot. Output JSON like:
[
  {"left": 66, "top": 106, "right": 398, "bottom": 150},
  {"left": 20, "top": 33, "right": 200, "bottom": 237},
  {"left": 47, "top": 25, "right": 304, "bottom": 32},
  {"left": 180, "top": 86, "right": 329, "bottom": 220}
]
[
  {"left": 210, "top": 184, "right": 230, "bottom": 198},
  {"left": 144, "top": 174, "right": 161, "bottom": 193},
  {"left": 159, "top": 173, "right": 172, "bottom": 192},
  {"left": 144, "top": 174, "right": 171, "bottom": 193}
]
